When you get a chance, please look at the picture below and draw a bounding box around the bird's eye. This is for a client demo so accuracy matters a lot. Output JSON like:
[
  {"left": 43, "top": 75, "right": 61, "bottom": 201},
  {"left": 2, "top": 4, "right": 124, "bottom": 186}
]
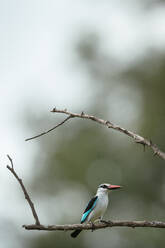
[{"left": 101, "top": 185, "right": 107, "bottom": 188}]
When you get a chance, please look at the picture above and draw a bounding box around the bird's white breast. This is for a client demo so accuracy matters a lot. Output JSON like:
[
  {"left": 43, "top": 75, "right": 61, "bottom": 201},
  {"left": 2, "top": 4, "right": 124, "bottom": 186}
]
[{"left": 87, "top": 193, "right": 109, "bottom": 222}]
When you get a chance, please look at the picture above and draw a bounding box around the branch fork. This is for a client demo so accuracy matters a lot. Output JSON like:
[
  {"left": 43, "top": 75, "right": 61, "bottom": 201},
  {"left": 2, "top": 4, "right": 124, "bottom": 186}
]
[{"left": 25, "top": 107, "right": 165, "bottom": 161}]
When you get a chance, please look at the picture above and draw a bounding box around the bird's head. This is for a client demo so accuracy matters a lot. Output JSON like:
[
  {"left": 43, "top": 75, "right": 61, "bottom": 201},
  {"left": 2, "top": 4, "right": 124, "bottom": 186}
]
[{"left": 97, "top": 183, "right": 122, "bottom": 194}]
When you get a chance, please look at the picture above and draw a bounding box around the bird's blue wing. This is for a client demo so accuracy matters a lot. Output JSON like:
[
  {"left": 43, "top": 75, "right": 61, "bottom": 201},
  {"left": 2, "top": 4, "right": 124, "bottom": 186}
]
[{"left": 81, "top": 196, "right": 98, "bottom": 223}]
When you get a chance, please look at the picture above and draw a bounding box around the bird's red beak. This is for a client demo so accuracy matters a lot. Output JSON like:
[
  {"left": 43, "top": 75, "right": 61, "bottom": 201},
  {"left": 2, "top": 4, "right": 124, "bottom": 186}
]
[{"left": 108, "top": 184, "right": 122, "bottom": 190}]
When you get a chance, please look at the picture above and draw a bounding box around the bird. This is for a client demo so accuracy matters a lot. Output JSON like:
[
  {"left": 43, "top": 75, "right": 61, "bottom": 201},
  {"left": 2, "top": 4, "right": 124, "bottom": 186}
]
[{"left": 71, "top": 183, "right": 121, "bottom": 238}]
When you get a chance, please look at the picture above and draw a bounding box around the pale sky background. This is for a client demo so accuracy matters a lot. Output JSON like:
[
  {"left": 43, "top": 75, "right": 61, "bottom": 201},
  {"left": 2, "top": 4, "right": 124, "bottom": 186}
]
[{"left": 1, "top": 1, "right": 165, "bottom": 247}]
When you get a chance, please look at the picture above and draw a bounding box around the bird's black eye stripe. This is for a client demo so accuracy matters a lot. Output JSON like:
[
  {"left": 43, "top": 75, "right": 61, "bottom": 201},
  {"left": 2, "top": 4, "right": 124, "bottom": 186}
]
[{"left": 101, "top": 185, "right": 107, "bottom": 188}]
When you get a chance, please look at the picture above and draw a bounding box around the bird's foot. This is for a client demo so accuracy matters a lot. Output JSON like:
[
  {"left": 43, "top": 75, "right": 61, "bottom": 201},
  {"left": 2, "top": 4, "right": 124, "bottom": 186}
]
[
  {"left": 100, "top": 220, "right": 113, "bottom": 226},
  {"left": 90, "top": 222, "right": 96, "bottom": 232}
]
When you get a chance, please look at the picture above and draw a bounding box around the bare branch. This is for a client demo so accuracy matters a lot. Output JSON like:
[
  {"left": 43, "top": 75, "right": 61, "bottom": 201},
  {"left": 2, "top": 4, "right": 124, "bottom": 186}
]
[
  {"left": 6, "top": 158, "right": 165, "bottom": 232},
  {"left": 25, "top": 115, "right": 73, "bottom": 141},
  {"left": 6, "top": 155, "right": 40, "bottom": 225},
  {"left": 23, "top": 220, "right": 165, "bottom": 231},
  {"left": 49, "top": 108, "right": 165, "bottom": 161},
  {"left": 24, "top": 107, "right": 165, "bottom": 161}
]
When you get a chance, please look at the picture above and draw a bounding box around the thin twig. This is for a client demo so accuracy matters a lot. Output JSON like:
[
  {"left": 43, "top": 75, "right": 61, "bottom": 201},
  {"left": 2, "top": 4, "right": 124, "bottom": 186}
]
[
  {"left": 49, "top": 108, "right": 165, "bottom": 161},
  {"left": 7, "top": 154, "right": 14, "bottom": 169},
  {"left": 23, "top": 220, "right": 165, "bottom": 231},
  {"left": 6, "top": 155, "right": 40, "bottom": 225},
  {"left": 25, "top": 115, "right": 73, "bottom": 141}
]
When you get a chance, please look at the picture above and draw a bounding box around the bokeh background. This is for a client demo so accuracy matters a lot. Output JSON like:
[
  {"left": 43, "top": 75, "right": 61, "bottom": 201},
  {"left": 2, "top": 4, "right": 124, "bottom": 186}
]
[{"left": 1, "top": 0, "right": 165, "bottom": 247}]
